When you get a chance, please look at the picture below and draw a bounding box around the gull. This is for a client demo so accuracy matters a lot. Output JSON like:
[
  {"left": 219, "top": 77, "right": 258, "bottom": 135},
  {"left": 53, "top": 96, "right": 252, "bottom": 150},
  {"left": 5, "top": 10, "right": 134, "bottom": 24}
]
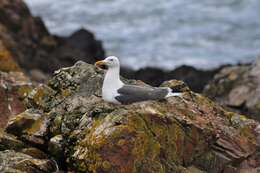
[{"left": 95, "top": 56, "right": 182, "bottom": 104}]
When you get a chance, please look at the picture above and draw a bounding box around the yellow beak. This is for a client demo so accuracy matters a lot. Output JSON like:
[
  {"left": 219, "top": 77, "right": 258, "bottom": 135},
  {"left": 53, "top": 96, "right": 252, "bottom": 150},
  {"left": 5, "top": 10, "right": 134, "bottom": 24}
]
[{"left": 95, "top": 60, "right": 106, "bottom": 67}]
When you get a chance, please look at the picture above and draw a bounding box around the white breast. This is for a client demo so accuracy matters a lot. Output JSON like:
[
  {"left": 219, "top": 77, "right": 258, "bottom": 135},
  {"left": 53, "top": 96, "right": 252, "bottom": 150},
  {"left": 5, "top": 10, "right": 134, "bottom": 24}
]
[
  {"left": 102, "top": 67, "right": 124, "bottom": 104},
  {"left": 102, "top": 85, "right": 121, "bottom": 104}
]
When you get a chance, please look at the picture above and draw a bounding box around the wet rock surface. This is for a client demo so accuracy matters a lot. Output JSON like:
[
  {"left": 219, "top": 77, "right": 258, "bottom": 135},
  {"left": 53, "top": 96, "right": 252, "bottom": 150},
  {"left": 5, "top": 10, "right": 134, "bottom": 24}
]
[
  {"left": 204, "top": 58, "right": 260, "bottom": 121},
  {"left": 3, "top": 61, "right": 258, "bottom": 173}
]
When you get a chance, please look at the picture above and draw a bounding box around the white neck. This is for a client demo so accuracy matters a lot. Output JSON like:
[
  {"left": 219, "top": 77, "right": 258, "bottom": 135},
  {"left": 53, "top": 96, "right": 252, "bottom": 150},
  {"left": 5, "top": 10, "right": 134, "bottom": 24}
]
[{"left": 103, "top": 66, "right": 124, "bottom": 92}]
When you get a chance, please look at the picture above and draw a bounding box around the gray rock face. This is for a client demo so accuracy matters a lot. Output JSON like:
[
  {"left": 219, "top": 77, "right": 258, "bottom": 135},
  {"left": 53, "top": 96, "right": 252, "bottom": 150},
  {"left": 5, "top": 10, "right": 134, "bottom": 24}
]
[{"left": 204, "top": 58, "right": 260, "bottom": 121}]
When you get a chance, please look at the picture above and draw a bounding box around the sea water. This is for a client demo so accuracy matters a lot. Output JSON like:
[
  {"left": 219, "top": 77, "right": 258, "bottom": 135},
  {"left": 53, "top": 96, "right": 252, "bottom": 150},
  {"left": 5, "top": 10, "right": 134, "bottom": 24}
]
[{"left": 25, "top": 0, "right": 260, "bottom": 69}]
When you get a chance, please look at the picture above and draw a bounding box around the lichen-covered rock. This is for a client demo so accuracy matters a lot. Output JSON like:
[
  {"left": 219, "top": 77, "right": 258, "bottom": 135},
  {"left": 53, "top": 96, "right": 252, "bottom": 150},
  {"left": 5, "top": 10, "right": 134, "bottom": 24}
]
[
  {"left": 0, "top": 150, "right": 57, "bottom": 173},
  {"left": 0, "top": 70, "right": 33, "bottom": 128},
  {"left": 25, "top": 84, "right": 56, "bottom": 111},
  {"left": 0, "top": 129, "right": 58, "bottom": 172},
  {"left": 6, "top": 109, "right": 50, "bottom": 147},
  {"left": 6, "top": 61, "right": 259, "bottom": 173},
  {"left": 204, "top": 58, "right": 260, "bottom": 121}
]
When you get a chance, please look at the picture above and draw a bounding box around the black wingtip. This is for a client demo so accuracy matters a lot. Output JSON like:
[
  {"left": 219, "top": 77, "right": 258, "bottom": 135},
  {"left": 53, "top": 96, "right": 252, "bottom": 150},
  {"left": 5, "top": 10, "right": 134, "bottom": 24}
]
[{"left": 170, "top": 83, "right": 186, "bottom": 92}]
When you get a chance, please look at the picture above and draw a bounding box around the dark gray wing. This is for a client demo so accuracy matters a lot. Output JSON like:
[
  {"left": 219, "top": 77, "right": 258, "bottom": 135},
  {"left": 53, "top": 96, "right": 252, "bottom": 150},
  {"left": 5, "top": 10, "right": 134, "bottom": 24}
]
[{"left": 115, "top": 85, "right": 169, "bottom": 104}]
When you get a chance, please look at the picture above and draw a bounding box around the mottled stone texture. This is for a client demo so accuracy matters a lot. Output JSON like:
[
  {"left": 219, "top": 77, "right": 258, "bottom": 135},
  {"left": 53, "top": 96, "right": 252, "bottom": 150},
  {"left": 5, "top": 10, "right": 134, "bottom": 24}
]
[
  {"left": 204, "top": 58, "right": 260, "bottom": 121},
  {"left": 0, "top": 70, "right": 33, "bottom": 128},
  {"left": 4, "top": 61, "right": 259, "bottom": 173}
]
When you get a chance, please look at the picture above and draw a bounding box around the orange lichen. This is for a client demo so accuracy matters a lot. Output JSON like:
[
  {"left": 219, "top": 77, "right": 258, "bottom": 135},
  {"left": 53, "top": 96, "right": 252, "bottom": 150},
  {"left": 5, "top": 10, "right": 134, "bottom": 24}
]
[{"left": 0, "top": 50, "right": 20, "bottom": 72}]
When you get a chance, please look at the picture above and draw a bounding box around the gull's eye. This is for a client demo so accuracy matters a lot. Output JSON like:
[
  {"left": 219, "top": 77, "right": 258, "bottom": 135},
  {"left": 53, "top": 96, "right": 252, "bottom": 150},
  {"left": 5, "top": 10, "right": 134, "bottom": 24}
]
[{"left": 110, "top": 59, "right": 114, "bottom": 62}]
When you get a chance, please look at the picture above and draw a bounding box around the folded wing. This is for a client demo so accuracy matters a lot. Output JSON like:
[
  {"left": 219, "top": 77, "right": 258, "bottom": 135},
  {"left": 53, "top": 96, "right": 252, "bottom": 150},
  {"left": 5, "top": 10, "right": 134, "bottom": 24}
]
[{"left": 115, "top": 85, "right": 169, "bottom": 104}]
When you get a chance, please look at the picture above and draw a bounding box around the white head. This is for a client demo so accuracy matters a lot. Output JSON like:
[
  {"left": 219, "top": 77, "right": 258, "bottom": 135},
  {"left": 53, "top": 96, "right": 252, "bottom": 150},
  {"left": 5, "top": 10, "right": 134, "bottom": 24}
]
[{"left": 95, "top": 56, "right": 120, "bottom": 69}]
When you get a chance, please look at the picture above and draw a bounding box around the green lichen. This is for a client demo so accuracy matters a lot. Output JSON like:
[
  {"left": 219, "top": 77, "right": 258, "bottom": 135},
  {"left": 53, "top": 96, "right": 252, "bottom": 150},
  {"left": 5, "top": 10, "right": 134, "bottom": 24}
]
[
  {"left": 61, "top": 89, "right": 71, "bottom": 97},
  {"left": 17, "top": 85, "right": 33, "bottom": 98},
  {"left": 102, "top": 160, "right": 111, "bottom": 170}
]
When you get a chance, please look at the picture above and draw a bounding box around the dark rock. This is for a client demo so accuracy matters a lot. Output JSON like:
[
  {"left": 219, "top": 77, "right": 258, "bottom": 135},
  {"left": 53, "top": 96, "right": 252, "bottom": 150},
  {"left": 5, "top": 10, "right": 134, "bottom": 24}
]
[
  {"left": 0, "top": 0, "right": 105, "bottom": 76},
  {"left": 121, "top": 65, "right": 224, "bottom": 93},
  {"left": 204, "top": 58, "right": 260, "bottom": 121},
  {"left": 48, "top": 135, "right": 64, "bottom": 161},
  {"left": 0, "top": 130, "right": 27, "bottom": 151},
  {"left": 20, "top": 147, "right": 49, "bottom": 160},
  {"left": 52, "top": 29, "right": 105, "bottom": 68}
]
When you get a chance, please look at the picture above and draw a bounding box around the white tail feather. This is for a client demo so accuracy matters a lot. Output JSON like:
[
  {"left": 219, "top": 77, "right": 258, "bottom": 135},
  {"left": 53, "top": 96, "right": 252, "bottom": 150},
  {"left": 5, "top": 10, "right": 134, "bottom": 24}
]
[{"left": 165, "top": 88, "right": 182, "bottom": 98}]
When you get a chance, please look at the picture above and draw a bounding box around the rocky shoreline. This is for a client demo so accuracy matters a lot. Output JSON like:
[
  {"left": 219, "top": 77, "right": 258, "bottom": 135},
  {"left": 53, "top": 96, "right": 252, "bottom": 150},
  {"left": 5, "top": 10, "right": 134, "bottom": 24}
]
[
  {"left": 0, "top": 0, "right": 259, "bottom": 173},
  {"left": 0, "top": 0, "right": 224, "bottom": 92},
  {"left": 0, "top": 60, "right": 259, "bottom": 173}
]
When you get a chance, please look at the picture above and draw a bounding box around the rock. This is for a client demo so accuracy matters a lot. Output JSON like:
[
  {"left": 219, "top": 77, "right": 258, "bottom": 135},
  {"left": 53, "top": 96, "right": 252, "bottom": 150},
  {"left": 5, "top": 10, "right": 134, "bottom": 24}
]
[
  {"left": 0, "top": 31, "right": 34, "bottom": 128},
  {"left": 6, "top": 109, "right": 50, "bottom": 147},
  {"left": 25, "top": 84, "right": 56, "bottom": 111},
  {"left": 52, "top": 29, "right": 105, "bottom": 68},
  {"left": 0, "top": 40, "right": 21, "bottom": 72},
  {"left": 160, "top": 80, "right": 191, "bottom": 92},
  {"left": 20, "top": 147, "right": 49, "bottom": 160},
  {"left": 0, "top": 150, "right": 57, "bottom": 173},
  {"left": 48, "top": 135, "right": 64, "bottom": 161},
  {"left": 7, "top": 61, "right": 259, "bottom": 173},
  {"left": 121, "top": 65, "right": 224, "bottom": 93},
  {"left": 0, "top": 130, "right": 59, "bottom": 172},
  {"left": 204, "top": 58, "right": 260, "bottom": 121},
  {"left": 256, "top": 125, "right": 260, "bottom": 146},
  {"left": 0, "top": 71, "right": 33, "bottom": 128},
  {"left": 0, "top": 0, "right": 105, "bottom": 78},
  {"left": 0, "top": 130, "right": 27, "bottom": 151}
]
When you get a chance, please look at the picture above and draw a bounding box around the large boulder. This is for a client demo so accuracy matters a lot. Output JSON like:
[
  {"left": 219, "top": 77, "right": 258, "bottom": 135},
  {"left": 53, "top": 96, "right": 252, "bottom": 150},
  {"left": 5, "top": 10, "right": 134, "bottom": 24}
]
[
  {"left": 5, "top": 61, "right": 259, "bottom": 173},
  {"left": 204, "top": 58, "right": 260, "bottom": 121}
]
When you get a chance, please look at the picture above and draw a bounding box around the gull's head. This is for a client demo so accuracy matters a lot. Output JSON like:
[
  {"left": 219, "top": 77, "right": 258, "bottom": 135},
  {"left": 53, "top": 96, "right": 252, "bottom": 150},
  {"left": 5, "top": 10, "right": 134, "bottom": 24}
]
[{"left": 95, "top": 56, "right": 120, "bottom": 69}]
